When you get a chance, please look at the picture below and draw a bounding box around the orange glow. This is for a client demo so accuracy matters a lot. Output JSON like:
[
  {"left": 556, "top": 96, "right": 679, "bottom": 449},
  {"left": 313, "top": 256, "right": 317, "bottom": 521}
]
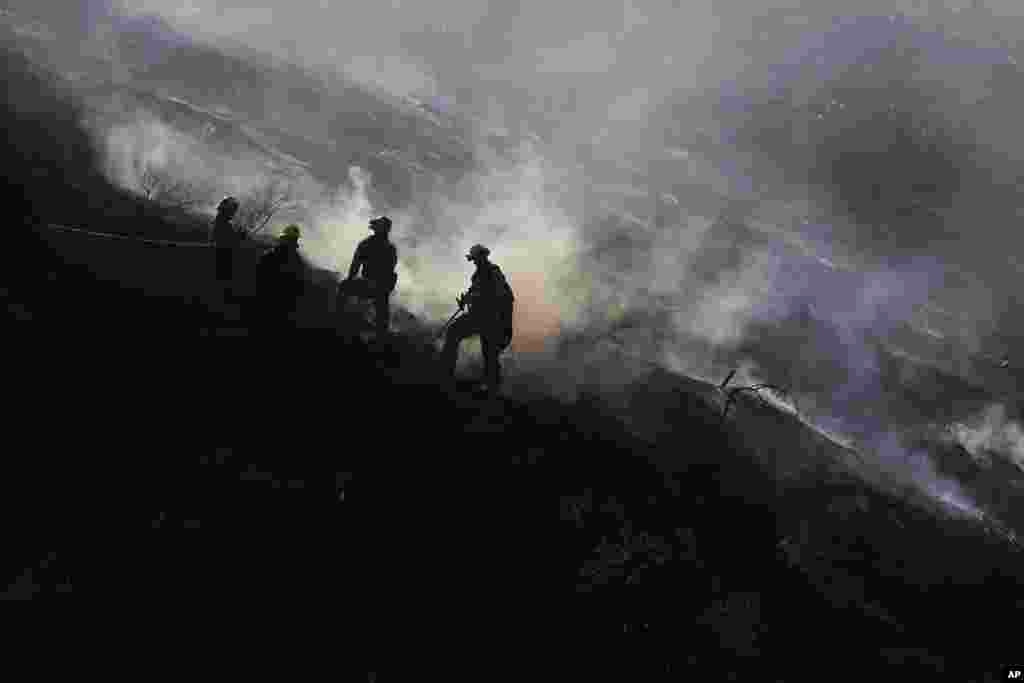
[{"left": 507, "top": 271, "right": 562, "bottom": 354}]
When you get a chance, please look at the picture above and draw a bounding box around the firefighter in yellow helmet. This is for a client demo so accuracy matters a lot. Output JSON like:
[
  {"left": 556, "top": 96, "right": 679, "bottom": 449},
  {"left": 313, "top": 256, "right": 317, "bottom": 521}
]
[
  {"left": 255, "top": 224, "right": 307, "bottom": 332},
  {"left": 280, "top": 224, "right": 301, "bottom": 242}
]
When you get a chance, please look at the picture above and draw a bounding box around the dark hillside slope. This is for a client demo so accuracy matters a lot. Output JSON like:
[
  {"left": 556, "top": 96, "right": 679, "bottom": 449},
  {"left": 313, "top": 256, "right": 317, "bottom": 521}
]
[{"left": 13, "top": 216, "right": 1024, "bottom": 679}]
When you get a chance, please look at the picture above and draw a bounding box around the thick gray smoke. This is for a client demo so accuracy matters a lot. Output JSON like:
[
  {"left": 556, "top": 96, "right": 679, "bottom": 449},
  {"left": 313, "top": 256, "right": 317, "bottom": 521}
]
[{"left": 90, "top": 1, "right": 1024, "bottom": 525}]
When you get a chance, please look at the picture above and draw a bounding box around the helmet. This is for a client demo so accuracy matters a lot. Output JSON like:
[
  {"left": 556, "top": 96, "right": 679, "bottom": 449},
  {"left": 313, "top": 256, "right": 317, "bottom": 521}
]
[
  {"left": 217, "top": 196, "right": 240, "bottom": 216},
  {"left": 280, "top": 224, "right": 301, "bottom": 242},
  {"left": 466, "top": 244, "right": 490, "bottom": 260},
  {"left": 369, "top": 215, "right": 392, "bottom": 232}
]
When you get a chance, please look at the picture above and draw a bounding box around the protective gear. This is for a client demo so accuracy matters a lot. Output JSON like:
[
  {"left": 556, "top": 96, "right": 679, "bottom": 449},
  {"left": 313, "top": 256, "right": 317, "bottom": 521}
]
[
  {"left": 217, "top": 196, "right": 240, "bottom": 217},
  {"left": 466, "top": 244, "right": 490, "bottom": 260},
  {"left": 339, "top": 227, "right": 398, "bottom": 337},
  {"left": 369, "top": 216, "right": 393, "bottom": 232},
  {"left": 459, "top": 261, "right": 514, "bottom": 351},
  {"left": 441, "top": 253, "right": 515, "bottom": 389},
  {"left": 347, "top": 232, "right": 398, "bottom": 291},
  {"left": 212, "top": 196, "right": 243, "bottom": 282},
  {"left": 280, "top": 224, "right": 301, "bottom": 242},
  {"left": 465, "top": 262, "right": 513, "bottom": 309},
  {"left": 256, "top": 238, "right": 307, "bottom": 331}
]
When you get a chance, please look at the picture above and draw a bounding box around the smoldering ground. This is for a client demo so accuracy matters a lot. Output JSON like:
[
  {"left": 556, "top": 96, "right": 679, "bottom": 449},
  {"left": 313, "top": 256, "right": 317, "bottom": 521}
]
[{"left": 74, "top": 2, "right": 1024, "bottom": 528}]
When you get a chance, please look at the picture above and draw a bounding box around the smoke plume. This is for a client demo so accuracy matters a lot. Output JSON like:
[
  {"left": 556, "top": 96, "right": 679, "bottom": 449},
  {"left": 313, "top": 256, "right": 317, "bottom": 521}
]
[
  {"left": 951, "top": 404, "right": 1024, "bottom": 473},
  {"left": 71, "top": 1, "right": 1024, "bottom": 528}
]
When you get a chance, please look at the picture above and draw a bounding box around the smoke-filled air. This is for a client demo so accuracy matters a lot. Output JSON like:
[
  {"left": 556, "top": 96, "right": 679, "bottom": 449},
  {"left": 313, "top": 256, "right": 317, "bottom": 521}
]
[{"left": 63, "top": 0, "right": 1024, "bottom": 530}]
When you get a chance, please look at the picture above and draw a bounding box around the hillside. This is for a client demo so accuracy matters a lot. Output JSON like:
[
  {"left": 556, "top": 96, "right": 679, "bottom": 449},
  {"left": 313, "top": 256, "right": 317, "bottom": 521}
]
[
  {"left": 10, "top": 216, "right": 1024, "bottom": 680},
  {"left": 4, "top": 20, "right": 1023, "bottom": 681}
]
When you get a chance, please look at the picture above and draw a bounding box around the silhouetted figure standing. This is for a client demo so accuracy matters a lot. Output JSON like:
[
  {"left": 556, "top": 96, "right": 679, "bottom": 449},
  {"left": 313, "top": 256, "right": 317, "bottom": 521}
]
[
  {"left": 210, "top": 196, "right": 243, "bottom": 296},
  {"left": 256, "top": 224, "right": 306, "bottom": 332},
  {"left": 441, "top": 244, "right": 514, "bottom": 394},
  {"left": 336, "top": 216, "right": 398, "bottom": 339}
]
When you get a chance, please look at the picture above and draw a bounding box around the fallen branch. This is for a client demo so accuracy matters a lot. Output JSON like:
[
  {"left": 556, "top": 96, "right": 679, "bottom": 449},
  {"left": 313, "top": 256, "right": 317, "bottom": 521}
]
[
  {"left": 718, "top": 369, "right": 800, "bottom": 421},
  {"left": 717, "top": 369, "right": 868, "bottom": 466}
]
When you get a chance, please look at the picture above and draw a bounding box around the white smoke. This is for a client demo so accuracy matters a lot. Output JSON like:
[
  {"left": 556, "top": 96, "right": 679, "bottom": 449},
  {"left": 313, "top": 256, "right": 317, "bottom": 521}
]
[
  {"left": 100, "top": 114, "right": 215, "bottom": 196},
  {"left": 303, "top": 140, "right": 584, "bottom": 358},
  {"left": 862, "top": 430, "right": 988, "bottom": 520},
  {"left": 96, "top": 107, "right": 296, "bottom": 218},
  {"left": 301, "top": 166, "right": 376, "bottom": 274},
  {"left": 84, "top": 1, "right": 1023, "bottom": 531},
  {"left": 950, "top": 404, "right": 1024, "bottom": 473},
  {"left": 91, "top": 90, "right": 589, "bottom": 354},
  {"left": 683, "top": 246, "right": 783, "bottom": 347}
]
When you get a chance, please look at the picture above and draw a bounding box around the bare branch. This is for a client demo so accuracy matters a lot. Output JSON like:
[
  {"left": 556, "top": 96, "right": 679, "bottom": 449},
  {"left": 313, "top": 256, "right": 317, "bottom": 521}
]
[
  {"left": 137, "top": 162, "right": 216, "bottom": 210},
  {"left": 720, "top": 379, "right": 800, "bottom": 421},
  {"left": 234, "top": 170, "right": 299, "bottom": 236},
  {"left": 139, "top": 165, "right": 161, "bottom": 200}
]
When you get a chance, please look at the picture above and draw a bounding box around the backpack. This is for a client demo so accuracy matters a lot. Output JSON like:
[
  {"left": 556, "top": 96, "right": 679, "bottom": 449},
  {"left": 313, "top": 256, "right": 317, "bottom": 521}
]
[{"left": 492, "top": 265, "right": 514, "bottom": 350}]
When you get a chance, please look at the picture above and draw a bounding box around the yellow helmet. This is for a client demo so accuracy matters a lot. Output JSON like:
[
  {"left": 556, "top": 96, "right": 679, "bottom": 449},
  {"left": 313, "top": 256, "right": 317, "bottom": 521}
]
[{"left": 280, "top": 224, "right": 301, "bottom": 242}]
